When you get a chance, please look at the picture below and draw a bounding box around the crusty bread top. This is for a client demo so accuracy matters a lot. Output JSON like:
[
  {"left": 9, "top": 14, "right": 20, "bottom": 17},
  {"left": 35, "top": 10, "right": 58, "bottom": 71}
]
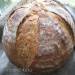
[
  {"left": 6, "top": 0, "right": 75, "bottom": 45},
  {"left": 2, "top": 0, "right": 75, "bottom": 70}
]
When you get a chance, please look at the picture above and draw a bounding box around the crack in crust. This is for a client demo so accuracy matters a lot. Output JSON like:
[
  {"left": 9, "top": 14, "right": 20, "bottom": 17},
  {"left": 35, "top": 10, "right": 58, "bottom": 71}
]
[{"left": 16, "top": 14, "right": 39, "bottom": 68}]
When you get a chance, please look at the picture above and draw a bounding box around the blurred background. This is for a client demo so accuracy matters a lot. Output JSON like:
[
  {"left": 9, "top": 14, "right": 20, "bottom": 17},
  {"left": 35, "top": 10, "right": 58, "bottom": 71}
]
[{"left": 0, "top": 0, "right": 21, "bottom": 19}]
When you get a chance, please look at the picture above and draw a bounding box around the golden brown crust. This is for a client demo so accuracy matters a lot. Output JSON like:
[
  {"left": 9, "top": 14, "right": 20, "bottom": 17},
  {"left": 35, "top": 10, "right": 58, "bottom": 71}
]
[
  {"left": 2, "top": 0, "right": 75, "bottom": 72},
  {"left": 16, "top": 14, "right": 39, "bottom": 68}
]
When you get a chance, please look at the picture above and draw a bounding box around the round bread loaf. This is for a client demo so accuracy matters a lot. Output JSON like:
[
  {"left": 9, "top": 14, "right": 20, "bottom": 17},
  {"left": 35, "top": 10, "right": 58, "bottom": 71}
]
[{"left": 2, "top": 0, "right": 75, "bottom": 72}]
